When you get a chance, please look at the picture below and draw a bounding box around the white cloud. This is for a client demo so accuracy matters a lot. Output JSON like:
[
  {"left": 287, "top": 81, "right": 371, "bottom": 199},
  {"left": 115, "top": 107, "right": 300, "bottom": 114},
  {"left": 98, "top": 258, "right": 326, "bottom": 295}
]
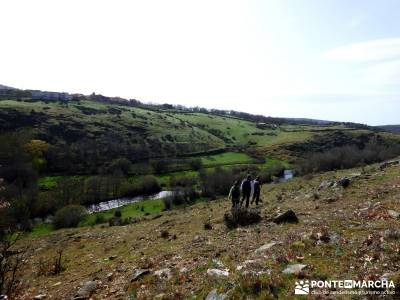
[
  {"left": 324, "top": 37, "right": 400, "bottom": 62},
  {"left": 347, "top": 15, "right": 367, "bottom": 30},
  {"left": 363, "top": 59, "right": 400, "bottom": 86}
]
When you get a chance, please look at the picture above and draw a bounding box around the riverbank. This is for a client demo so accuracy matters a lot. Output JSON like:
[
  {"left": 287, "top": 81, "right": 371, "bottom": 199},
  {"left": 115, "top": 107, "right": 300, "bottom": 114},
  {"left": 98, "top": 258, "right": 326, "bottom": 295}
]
[{"left": 28, "top": 196, "right": 210, "bottom": 237}]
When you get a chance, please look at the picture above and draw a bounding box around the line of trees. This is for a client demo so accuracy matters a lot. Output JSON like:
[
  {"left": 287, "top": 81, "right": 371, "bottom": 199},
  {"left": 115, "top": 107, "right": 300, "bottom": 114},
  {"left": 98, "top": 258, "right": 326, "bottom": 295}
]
[{"left": 296, "top": 142, "right": 400, "bottom": 174}]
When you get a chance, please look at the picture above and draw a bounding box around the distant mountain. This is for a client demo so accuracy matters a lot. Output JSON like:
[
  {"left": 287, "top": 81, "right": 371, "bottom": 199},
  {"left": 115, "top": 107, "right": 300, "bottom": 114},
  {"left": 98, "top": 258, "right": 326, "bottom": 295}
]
[
  {"left": 378, "top": 125, "right": 400, "bottom": 134},
  {"left": 0, "top": 84, "right": 16, "bottom": 90}
]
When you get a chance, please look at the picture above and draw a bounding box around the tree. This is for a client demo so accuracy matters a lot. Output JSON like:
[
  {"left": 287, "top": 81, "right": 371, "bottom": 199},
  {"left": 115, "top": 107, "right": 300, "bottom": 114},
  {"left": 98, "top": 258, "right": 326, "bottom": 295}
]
[
  {"left": 0, "top": 178, "right": 27, "bottom": 296},
  {"left": 24, "top": 140, "right": 49, "bottom": 171},
  {"left": 107, "top": 158, "right": 132, "bottom": 176},
  {"left": 53, "top": 205, "right": 87, "bottom": 228}
]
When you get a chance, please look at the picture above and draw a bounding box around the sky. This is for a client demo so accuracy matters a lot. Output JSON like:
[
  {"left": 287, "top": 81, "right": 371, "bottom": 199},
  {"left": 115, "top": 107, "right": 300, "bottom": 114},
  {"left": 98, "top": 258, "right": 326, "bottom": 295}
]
[{"left": 1, "top": 0, "right": 400, "bottom": 125}]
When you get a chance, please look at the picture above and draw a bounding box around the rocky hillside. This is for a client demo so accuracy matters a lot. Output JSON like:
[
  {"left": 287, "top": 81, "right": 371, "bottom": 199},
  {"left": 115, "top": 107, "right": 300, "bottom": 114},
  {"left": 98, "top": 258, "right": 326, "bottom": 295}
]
[{"left": 13, "top": 159, "right": 400, "bottom": 299}]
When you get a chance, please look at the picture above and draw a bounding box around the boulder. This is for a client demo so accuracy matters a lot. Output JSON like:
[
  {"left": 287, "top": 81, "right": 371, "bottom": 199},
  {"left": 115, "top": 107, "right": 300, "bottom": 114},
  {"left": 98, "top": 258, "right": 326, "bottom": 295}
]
[
  {"left": 131, "top": 269, "right": 150, "bottom": 281},
  {"left": 273, "top": 210, "right": 299, "bottom": 224},
  {"left": 207, "top": 268, "right": 229, "bottom": 278},
  {"left": 75, "top": 281, "right": 97, "bottom": 298},
  {"left": 154, "top": 268, "right": 172, "bottom": 280},
  {"left": 388, "top": 210, "right": 400, "bottom": 219},
  {"left": 205, "top": 289, "right": 227, "bottom": 300},
  {"left": 236, "top": 259, "right": 271, "bottom": 276},
  {"left": 282, "top": 264, "right": 307, "bottom": 275},
  {"left": 336, "top": 177, "right": 351, "bottom": 188},
  {"left": 254, "top": 242, "right": 279, "bottom": 253},
  {"left": 318, "top": 180, "right": 334, "bottom": 190}
]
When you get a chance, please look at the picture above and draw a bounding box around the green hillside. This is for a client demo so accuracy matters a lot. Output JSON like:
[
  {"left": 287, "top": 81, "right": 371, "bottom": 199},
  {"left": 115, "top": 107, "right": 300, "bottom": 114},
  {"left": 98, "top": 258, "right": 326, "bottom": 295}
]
[
  {"left": 1, "top": 92, "right": 400, "bottom": 222},
  {"left": 0, "top": 96, "right": 377, "bottom": 175}
]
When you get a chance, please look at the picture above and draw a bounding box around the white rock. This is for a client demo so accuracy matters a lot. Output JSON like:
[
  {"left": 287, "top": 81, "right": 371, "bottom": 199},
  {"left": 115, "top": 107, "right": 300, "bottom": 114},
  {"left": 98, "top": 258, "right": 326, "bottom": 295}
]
[
  {"left": 282, "top": 264, "right": 307, "bottom": 274},
  {"left": 205, "top": 289, "right": 227, "bottom": 300},
  {"left": 154, "top": 268, "right": 172, "bottom": 280},
  {"left": 207, "top": 268, "right": 229, "bottom": 278},
  {"left": 212, "top": 259, "right": 225, "bottom": 268},
  {"left": 254, "top": 242, "right": 279, "bottom": 253},
  {"left": 388, "top": 210, "right": 400, "bottom": 219},
  {"left": 76, "top": 281, "right": 97, "bottom": 297}
]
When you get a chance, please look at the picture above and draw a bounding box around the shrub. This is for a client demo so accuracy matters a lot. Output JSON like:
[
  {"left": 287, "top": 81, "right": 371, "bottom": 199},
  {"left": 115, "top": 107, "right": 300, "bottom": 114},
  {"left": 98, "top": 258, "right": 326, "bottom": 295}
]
[
  {"left": 200, "top": 167, "right": 237, "bottom": 197},
  {"left": 168, "top": 187, "right": 200, "bottom": 206},
  {"left": 160, "top": 230, "right": 169, "bottom": 239},
  {"left": 114, "top": 209, "right": 122, "bottom": 218},
  {"left": 163, "top": 197, "right": 172, "bottom": 211},
  {"left": 224, "top": 207, "right": 262, "bottom": 229},
  {"left": 136, "top": 175, "right": 161, "bottom": 195},
  {"left": 53, "top": 205, "right": 87, "bottom": 229},
  {"left": 108, "top": 217, "right": 121, "bottom": 226},
  {"left": 259, "top": 163, "right": 286, "bottom": 183},
  {"left": 188, "top": 158, "right": 203, "bottom": 170},
  {"left": 203, "top": 221, "right": 212, "bottom": 230},
  {"left": 94, "top": 214, "right": 106, "bottom": 224},
  {"left": 169, "top": 176, "right": 197, "bottom": 188},
  {"left": 107, "top": 158, "right": 132, "bottom": 175}
]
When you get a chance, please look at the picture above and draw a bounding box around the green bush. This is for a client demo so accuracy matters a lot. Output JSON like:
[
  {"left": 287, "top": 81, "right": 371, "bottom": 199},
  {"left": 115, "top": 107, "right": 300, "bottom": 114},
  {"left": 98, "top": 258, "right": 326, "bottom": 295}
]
[
  {"left": 137, "top": 175, "right": 161, "bottom": 195},
  {"left": 53, "top": 205, "right": 87, "bottom": 229}
]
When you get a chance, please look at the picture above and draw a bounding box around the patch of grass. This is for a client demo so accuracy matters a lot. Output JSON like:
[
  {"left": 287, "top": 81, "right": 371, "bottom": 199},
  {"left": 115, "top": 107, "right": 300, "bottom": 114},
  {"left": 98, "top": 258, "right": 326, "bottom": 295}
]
[
  {"left": 130, "top": 170, "right": 199, "bottom": 187},
  {"left": 200, "top": 152, "right": 254, "bottom": 167},
  {"left": 80, "top": 199, "right": 166, "bottom": 227},
  {"left": 38, "top": 176, "right": 66, "bottom": 189},
  {"left": 28, "top": 223, "right": 54, "bottom": 237},
  {"left": 38, "top": 175, "right": 87, "bottom": 190}
]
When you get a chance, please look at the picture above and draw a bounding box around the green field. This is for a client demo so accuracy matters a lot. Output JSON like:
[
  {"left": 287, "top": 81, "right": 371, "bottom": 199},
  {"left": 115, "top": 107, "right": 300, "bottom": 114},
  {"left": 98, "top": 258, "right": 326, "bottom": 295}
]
[{"left": 200, "top": 152, "right": 254, "bottom": 167}]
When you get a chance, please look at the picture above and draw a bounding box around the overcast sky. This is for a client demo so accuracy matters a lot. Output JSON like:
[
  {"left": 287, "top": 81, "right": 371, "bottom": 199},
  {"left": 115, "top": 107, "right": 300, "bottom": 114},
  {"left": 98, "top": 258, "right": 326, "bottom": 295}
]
[{"left": 1, "top": 0, "right": 400, "bottom": 125}]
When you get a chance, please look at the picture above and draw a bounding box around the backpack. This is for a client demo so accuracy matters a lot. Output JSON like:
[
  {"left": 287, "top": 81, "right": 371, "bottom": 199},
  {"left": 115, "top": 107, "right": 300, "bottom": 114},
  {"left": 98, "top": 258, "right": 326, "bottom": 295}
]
[
  {"left": 242, "top": 179, "right": 251, "bottom": 192},
  {"left": 253, "top": 181, "right": 260, "bottom": 193},
  {"left": 231, "top": 185, "right": 240, "bottom": 199}
]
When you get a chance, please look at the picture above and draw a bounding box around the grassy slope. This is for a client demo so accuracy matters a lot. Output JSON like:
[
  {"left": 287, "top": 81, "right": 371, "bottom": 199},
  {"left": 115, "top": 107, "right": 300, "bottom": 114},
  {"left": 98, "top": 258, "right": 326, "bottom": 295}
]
[
  {"left": 15, "top": 160, "right": 400, "bottom": 299},
  {"left": 0, "top": 99, "right": 361, "bottom": 154}
]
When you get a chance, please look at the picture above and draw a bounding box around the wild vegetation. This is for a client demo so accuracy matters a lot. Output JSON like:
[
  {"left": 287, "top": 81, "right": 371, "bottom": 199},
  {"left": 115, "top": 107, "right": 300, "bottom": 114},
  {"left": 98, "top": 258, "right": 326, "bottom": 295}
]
[
  {"left": 6, "top": 158, "right": 400, "bottom": 299},
  {"left": 1, "top": 88, "right": 400, "bottom": 298}
]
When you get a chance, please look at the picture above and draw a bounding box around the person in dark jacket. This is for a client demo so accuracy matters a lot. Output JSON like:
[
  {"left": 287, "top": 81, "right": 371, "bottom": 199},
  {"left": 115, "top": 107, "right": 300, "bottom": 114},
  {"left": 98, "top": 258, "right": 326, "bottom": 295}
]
[
  {"left": 228, "top": 180, "right": 241, "bottom": 208},
  {"left": 251, "top": 176, "right": 262, "bottom": 205},
  {"left": 240, "top": 175, "right": 252, "bottom": 208}
]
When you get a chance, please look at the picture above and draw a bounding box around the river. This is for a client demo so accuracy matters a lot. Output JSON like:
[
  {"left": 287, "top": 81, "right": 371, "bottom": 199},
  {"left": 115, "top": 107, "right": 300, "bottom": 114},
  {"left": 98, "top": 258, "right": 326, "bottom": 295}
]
[
  {"left": 87, "top": 170, "right": 294, "bottom": 213},
  {"left": 86, "top": 190, "right": 173, "bottom": 213}
]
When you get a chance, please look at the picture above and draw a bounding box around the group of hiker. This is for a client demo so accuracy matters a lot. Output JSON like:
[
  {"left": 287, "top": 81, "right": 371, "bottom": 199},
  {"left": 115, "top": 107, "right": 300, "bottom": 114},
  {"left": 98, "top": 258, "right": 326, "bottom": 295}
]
[{"left": 228, "top": 175, "right": 262, "bottom": 208}]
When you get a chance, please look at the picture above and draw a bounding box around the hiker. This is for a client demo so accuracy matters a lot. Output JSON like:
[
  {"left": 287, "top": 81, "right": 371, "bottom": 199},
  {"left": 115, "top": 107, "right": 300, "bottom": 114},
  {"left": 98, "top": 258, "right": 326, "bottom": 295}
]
[
  {"left": 251, "top": 176, "right": 262, "bottom": 205},
  {"left": 228, "top": 180, "right": 241, "bottom": 208},
  {"left": 240, "top": 175, "right": 252, "bottom": 208}
]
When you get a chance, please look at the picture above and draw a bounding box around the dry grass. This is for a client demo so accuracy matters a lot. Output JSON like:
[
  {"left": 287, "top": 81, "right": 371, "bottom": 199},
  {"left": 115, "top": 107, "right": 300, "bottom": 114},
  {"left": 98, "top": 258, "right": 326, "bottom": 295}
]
[{"left": 12, "top": 161, "right": 400, "bottom": 299}]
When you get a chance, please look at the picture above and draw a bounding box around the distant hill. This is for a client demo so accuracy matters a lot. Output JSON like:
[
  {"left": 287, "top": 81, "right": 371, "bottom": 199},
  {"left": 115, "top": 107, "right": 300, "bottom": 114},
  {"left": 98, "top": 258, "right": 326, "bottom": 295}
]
[
  {"left": 0, "top": 85, "right": 371, "bottom": 128},
  {"left": 0, "top": 86, "right": 396, "bottom": 174},
  {"left": 378, "top": 125, "right": 400, "bottom": 134},
  {"left": 0, "top": 84, "right": 16, "bottom": 90}
]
